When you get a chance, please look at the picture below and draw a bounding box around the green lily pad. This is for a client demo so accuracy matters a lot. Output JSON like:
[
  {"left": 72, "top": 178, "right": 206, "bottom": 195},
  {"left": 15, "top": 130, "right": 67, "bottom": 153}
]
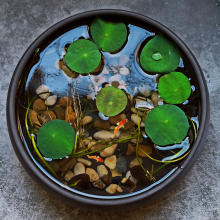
[
  {"left": 90, "top": 17, "right": 128, "bottom": 53},
  {"left": 158, "top": 72, "right": 191, "bottom": 104},
  {"left": 96, "top": 86, "right": 127, "bottom": 116},
  {"left": 144, "top": 105, "right": 189, "bottom": 146},
  {"left": 37, "top": 119, "right": 75, "bottom": 159},
  {"left": 65, "top": 39, "right": 101, "bottom": 74},
  {"left": 140, "top": 33, "right": 180, "bottom": 73}
]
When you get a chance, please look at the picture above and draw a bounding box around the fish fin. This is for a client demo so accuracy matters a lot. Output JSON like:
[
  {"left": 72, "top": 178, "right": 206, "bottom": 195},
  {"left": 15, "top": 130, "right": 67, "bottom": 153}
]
[
  {"left": 111, "top": 134, "right": 115, "bottom": 138},
  {"left": 122, "top": 125, "right": 124, "bottom": 128}
]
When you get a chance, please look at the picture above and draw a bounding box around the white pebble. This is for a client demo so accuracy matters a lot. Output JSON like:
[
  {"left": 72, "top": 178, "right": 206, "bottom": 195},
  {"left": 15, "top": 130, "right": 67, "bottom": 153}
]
[
  {"left": 35, "top": 85, "right": 50, "bottom": 99},
  {"left": 45, "top": 95, "right": 57, "bottom": 106}
]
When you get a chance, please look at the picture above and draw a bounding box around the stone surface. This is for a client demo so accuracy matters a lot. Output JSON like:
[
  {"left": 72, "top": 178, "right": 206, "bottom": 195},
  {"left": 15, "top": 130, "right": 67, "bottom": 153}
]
[
  {"left": 126, "top": 143, "right": 136, "bottom": 155},
  {"left": 137, "top": 145, "right": 153, "bottom": 157},
  {"left": 86, "top": 168, "right": 99, "bottom": 182},
  {"left": 97, "top": 165, "right": 108, "bottom": 178},
  {"left": 109, "top": 114, "right": 126, "bottom": 125},
  {"left": 63, "top": 170, "right": 75, "bottom": 182},
  {"left": 77, "top": 158, "right": 92, "bottom": 166},
  {"left": 54, "top": 105, "right": 65, "bottom": 120},
  {"left": 65, "top": 106, "right": 76, "bottom": 122},
  {"left": 58, "top": 96, "right": 73, "bottom": 107},
  {"left": 45, "top": 95, "right": 57, "bottom": 106},
  {"left": 33, "top": 99, "right": 46, "bottom": 113},
  {"left": 74, "top": 162, "right": 86, "bottom": 175},
  {"left": 94, "top": 118, "right": 111, "bottom": 130},
  {"left": 81, "top": 116, "right": 93, "bottom": 126},
  {"left": 105, "top": 184, "right": 118, "bottom": 194},
  {"left": 100, "top": 144, "right": 117, "bottom": 157},
  {"left": 104, "top": 155, "right": 117, "bottom": 170},
  {"left": 2, "top": 1, "right": 220, "bottom": 219},
  {"left": 94, "top": 130, "right": 113, "bottom": 140},
  {"left": 92, "top": 179, "right": 106, "bottom": 189}
]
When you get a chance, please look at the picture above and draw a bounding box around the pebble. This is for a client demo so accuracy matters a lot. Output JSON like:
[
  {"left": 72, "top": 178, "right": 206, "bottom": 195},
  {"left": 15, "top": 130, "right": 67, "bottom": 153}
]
[
  {"left": 117, "top": 185, "right": 123, "bottom": 192},
  {"left": 111, "top": 168, "right": 122, "bottom": 177},
  {"left": 119, "top": 67, "right": 130, "bottom": 75},
  {"left": 65, "top": 106, "right": 76, "bottom": 122},
  {"left": 123, "top": 121, "right": 135, "bottom": 130},
  {"left": 90, "top": 143, "right": 104, "bottom": 153},
  {"left": 54, "top": 105, "right": 65, "bottom": 120},
  {"left": 139, "top": 85, "right": 152, "bottom": 98},
  {"left": 58, "top": 97, "right": 73, "bottom": 107},
  {"left": 58, "top": 157, "right": 69, "bottom": 166},
  {"left": 151, "top": 91, "right": 160, "bottom": 107},
  {"left": 83, "top": 137, "right": 92, "bottom": 145},
  {"left": 45, "top": 95, "right": 57, "bottom": 106},
  {"left": 131, "top": 138, "right": 143, "bottom": 144},
  {"left": 130, "top": 165, "right": 146, "bottom": 181},
  {"left": 29, "top": 110, "right": 41, "bottom": 130},
  {"left": 77, "top": 158, "right": 92, "bottom": 166},
  {"left": 101, "top": 174, "right": 112, "bottom": 186},
  {"left": 104, "top": 155, "right": 117, "bottom": 170},
  {"left": 98, "top": 112, "right": 109, "bottom": 120},
  {"left": 109, "top": 126, "right": 121, "bottom": 138},
  {"left": 112, "top": 176, "right": 123, "bottom": 184},
  {"left": 130, "top": 158, "right": 143, "bottom": 168},
  {"left": 100, "top": 144, "right": 117, "bottom": 157},
  {"left": 111, "top": 81, "right": 119, "bottom": 88},
  {"left": 47, "top": 161, "right": 60, "bottom": 172},
  {"left": 94, "top": 130, "right": 113, "bottom": 140},
  {"left": 94, "top": 118, "right": 110, "bottom": 130},
  {"left": 114, "top": 143, "right": 128, "bottom": 156},
  {"left": 119, "top": 131, "right": 132, "bottom": 140},
  {"left": 131, "top": 114, "right": 145, "bottom": 127},
  {"left": 105, "top": 184, "right": 118, "bottom": 194},
  {"left": 116, "top": 156, "right": 127, "bottom": 173},
  {"left": 126, "top": 143, "right": 136, "bottom": 155},
  {"left": 59, "top": 158, "right": 77, "bottom": 172},
  {"left": 120, "top": 177, "right": 136, "bottom": 192},
  {"left": 121, "top": 177, "right": 127, "bottom": 183},
  {"left": 86, "top": 168, "right": 99, "bottom": 182},
  {"left": 92, "top": 179, "right": 106, "bottom": 189},
  {"left": 33, "top": 99, "right": 46, "bottom": 113},
  {"left": 68, "top": 174, "right": 90, "bottom": 189},
  {"left": 64, "top": 171, "right": 75, "bottom": 182},
  {"left": 126, "top": 171, "right": 138, "bottom": 184},
  {"left": 40, "top": 110, "right": 56, "bottom": 124},
  {"left": 74, "top": 162, "right": 85, "bottom": 175},
  {"left": 109, "top": 114, "right": 126, "bottom": 125},
  {"left": 36, "top": 85, "right": 50, "bottom": 99},
  {"left": 130, "top": 107, "right": 144, "bottom": 117},
  {"left": 138, "top": 145, "right": 152, "bottom": 157},
  {"left": 81, "top": 116, "right": 93, "bottom": 126},
  {"left": 97, "top": 165, "right": 108, "bottom": 178},
  {"left": 135, "top": 101, "right": 154, "bottom": 110}
]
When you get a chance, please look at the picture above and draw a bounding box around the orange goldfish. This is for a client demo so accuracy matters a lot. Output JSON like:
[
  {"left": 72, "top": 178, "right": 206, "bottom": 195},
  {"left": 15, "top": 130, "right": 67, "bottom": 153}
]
[
  {"left": 87, "top": 155, "right": 103, "bottom": 162},
  {"left": 111, "top": 119, "right": 128, "bottom": 138}
]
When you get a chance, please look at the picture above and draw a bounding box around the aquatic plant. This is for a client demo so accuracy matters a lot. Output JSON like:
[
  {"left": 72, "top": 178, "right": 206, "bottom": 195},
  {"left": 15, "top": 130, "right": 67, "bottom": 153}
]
[
  {"left": 140, "top": 33, "right": 180, "bottom": 73},
  {"left": 158, "top": 71, "right": 191, "bottom": 104},
  {"left": 90, "top": 17, "right": 128, "bottom": 53},
  {"left": 96, "top": 86, "right": 127, "bottom": 116}
]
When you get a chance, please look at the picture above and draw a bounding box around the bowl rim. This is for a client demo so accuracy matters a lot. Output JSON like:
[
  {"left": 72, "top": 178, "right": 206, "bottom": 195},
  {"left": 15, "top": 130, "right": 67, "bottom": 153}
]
[{"left": 7, "top": 9, "right": 210, "bottom": 212}]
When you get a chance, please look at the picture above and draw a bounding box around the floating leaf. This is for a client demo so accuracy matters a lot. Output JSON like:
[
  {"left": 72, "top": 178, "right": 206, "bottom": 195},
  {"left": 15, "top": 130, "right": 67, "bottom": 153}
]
[
  {"left": 140, "top": 33, "right": 180, "bottom": 73},
  {"left": 37, "top": 119, "right": 75, "bottom": 159},
  {"left": 144, "top": 105, "right": 189, "bottom": 146},
  {"left": 158, "top": 72, "right": 191, "bottom": 104},
  {"left": 96, "top": 86, "right": 127, "bottom": 116},
  {"left": 65, "top": 39, "right": 101, "bottom": 74},
  {"left": 90, "top": 17, "right": 128, "bottom": 53}
]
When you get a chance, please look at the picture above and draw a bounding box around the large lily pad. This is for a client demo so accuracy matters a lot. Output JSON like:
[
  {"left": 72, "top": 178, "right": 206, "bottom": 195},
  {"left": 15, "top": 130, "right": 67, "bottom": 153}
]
[
  {"left": 158, "top": 72, "right": 191, "bottom": 104},
  {"left": 96, "top": 86, "right": 127, "bottom": 116},
  {"left": 65, "top": 39, "right": 101, "bottom": 74},
  {"left": 37, "top": 119, "right": 75, "bottom": 159},
  {"left": 144, "top": 105, "right": 189, "bottom": 146},
  {"left": 140, "top": 33, "right": 180, "bottom": 73},
  {"left": 90, "top": 17, "right": 128, "bottom": 53}
]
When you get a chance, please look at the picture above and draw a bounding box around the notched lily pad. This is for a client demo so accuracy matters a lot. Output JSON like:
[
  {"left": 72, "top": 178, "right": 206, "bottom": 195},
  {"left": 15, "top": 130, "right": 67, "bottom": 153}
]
[
  {"left": 140, "top": 33, "right": 180, "bottom": 73},
  {"left": 158, "top": 72, "right": 191, "bottom": 104},
  {"left": 37, "top": 119, "right": 75, "bottom": 159},
  {"left": 65, "top": 39, "right": 101, "bottom": 74},
  {"left": 144, "top": 105, "right": 189, "bottom": 146},
  {"left": 96, "top": 86, "right": 127, "bottom": 116},
  {"left": 90, "top": 17, "right": 128, "bottom": 53}
]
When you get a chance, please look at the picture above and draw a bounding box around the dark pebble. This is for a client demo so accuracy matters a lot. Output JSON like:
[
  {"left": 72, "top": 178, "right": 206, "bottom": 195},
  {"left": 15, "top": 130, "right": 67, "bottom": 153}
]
[
  {"left": 112, "top": 176, "right": 123, "bottom": 184},
  {"left": 54, "top": 105, "right": 65, "bottom": 120},
  {"left": 114, "top": 143, "right": 128, "bottom": 156},
  {"left": 101, "top": 174, "right": 112, "bottom": 186},
  {"left": 116, "top": 156, "right": 127, "bottom": 173}
]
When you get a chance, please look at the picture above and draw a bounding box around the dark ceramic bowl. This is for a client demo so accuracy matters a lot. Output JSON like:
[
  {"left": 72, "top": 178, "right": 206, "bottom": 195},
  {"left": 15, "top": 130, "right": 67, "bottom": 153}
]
[{"left": 7, "top": 10, "right": 210, "bottom": 212}]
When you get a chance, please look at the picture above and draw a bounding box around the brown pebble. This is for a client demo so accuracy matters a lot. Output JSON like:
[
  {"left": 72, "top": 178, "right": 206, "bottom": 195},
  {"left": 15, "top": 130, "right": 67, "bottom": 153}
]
[
  {"left": 90, "top": 143, "right": 105, "bottom": 153},
  {"left": 92, "top": 179, "right": 106, "bottom": 189},
  {"left": 39, "top": 110, "right": 56, "bottom": 124},
  {"left": 29, "top": 110, "right": 41, "bottom": 130},
  {"left": 94, "top": 119, "right": 110, "bottom": 131},
  {"left": 109, "top": 114, "right": 126, "bottom": 125},
  {"left": 65, "top": 106, "right": 76, "bottom": 122},
  {"left": 101, "top": 174, "right": 112, "bottom": 186},
  {"left": 138, "top": 145, "right": 152, "bottom": 157},
  {"left": 111, "top": 81, "right": 119, "bottom": 88},
  {"left": 59, "top": 158, "right": 77, "bottom": 172},
  {"left": 58, "top": 96, "right": 73, "bottom": 107},
  {"left": 47, "top": 161, "right": 60, "bottom": 173},
  {"left": 124, "top": 121, "right": 135, "bottom": 130},
  {"left": 33, "top": 99, "right": 46, "bottom": 113},
  {"left": 126, "top": 143, "right": 136, "bottom": 155},
  {"left": 54, "top": 105, "right": 65, "bottom": 120}
]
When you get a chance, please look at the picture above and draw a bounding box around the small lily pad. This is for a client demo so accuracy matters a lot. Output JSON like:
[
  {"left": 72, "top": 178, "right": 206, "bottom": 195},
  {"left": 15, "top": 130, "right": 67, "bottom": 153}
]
[
  {"left": 65, "top": 39, "right": 101, "bottom": 74},
  {"left": 158, "top": 72, "right": 191, "bottom": 104},
  {"left": 96, "top": 86, "right": 127, "bottom": 116},
  {"left": 144, "top": 105, "right": 189, "bottom": 146},
  {"left": 140, "top": 33, "right": 180, "bottom": 73},
  {"left": 90, "top": 17, "right": 128, "bottom": 53},
  {"left": 37, "top": 119, "right": 75, "bottom": 159}
]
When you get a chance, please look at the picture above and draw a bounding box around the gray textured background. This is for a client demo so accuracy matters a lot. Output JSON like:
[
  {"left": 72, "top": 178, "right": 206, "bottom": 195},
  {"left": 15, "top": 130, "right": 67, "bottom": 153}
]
[{"left": 1, "top": 0, "right": 220, "bottom": 219}]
